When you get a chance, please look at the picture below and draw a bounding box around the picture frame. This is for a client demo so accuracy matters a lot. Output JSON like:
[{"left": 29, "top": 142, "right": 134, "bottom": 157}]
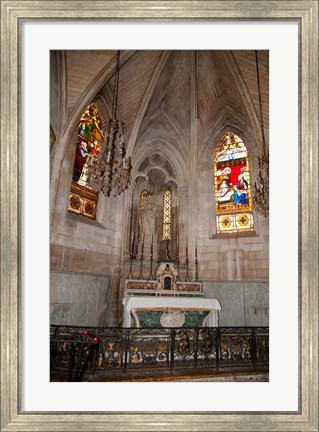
[{"left": 1, "top": 1, "right": 318, "bottom": 431}]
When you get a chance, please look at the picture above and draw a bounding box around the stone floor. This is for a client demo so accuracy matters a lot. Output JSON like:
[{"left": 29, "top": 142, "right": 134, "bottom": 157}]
[
  {"left": 93, "top": 372, "right": 269, "bottom": 382},
  {"left": 50, "top": 368, "right": 268, "bottom": 382}
]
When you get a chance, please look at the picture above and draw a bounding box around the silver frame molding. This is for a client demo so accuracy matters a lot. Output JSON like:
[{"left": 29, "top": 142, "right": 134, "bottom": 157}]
[{"left": 1, "top": 1, "right": 318, "bottom": 431}]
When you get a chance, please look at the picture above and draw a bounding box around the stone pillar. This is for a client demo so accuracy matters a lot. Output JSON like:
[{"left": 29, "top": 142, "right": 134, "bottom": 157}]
[
  {"left": 177, "top": 186, "right": 188, "bottom": 263},
  {"left": 186, "top": 51, "right": 199, "bottom": 275}
]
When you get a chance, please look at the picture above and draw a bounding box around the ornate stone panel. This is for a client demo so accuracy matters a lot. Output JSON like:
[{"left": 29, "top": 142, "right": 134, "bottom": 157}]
[
  {"left": 50, "top": 271, "right": 112, "bottom": 326},
  {"left": 131, "top": 308, "right": 211, "bottom": 328}
]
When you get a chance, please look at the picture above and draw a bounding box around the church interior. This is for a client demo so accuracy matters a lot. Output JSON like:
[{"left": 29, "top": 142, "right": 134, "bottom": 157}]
[{"left": 50, "top": 50, "right": 269, "bottom": 381}]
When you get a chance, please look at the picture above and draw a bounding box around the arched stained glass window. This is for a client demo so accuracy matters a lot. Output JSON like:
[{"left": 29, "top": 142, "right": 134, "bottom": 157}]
[
  {"left": 68, "top": 104, "right": 104, "bottom": 219},
  {"left": 214, "top": 132, "right": 254, "bottom": 233},
  {"left": 162, "top": 189, "right": 172, "bottom": 240}
]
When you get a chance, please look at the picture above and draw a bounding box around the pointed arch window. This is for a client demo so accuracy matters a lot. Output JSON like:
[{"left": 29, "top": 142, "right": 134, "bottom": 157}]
[
  {"left": 68, "top": 104, "right": 104, "bottom": 219},
  {"left": 214, "top": 132, "right": 254, "bottom": 233},
  {"left": 162, "top": 189, "right": 172, "bottom": 240}
]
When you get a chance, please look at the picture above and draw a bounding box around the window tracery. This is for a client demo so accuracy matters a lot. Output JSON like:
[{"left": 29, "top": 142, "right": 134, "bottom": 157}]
[{"left": 162, "top": 189, "right": 172, "bottom": 240}]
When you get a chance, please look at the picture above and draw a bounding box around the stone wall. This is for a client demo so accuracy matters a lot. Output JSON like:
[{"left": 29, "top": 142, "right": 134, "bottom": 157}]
[
  {"left": 203, "top": 281, "right": 269, "bottom": 326},
  {"left": 49, "top": 50, "right": 269, "bottom": 327},
  {"left": 50, "top": 126, "right": 125, "bottom": 323},
  {"left": 50, "top": 271, "right": 113, "bottom": 326}
]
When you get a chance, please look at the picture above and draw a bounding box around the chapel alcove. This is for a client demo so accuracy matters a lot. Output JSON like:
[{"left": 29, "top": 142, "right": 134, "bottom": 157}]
[{"left": 131, "top": 154, "right": 178, "bottom": 262}]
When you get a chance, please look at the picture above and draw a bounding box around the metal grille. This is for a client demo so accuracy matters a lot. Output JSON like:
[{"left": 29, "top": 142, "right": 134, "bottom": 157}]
[{"left": 51, "top": 325, "right": 269, "bottom": 381}]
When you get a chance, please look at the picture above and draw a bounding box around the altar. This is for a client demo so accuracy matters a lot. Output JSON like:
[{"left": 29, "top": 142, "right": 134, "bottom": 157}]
[
  {"left": 123, "top": 262, "right": 221, "bottom": 328},
  {"left": 123, "top": 296, "right": 221, "bottom": 327}
]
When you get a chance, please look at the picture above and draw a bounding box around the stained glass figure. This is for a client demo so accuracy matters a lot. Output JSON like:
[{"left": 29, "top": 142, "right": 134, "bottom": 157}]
[
  {"left": 214, "top": 132, "right": 254, "bottom": 233},
  {"left": 162, "top": 189, "right": 172, "bottom": 240},
  {"left": 68, "top": 104, "right": 103, "bottom": 219}
]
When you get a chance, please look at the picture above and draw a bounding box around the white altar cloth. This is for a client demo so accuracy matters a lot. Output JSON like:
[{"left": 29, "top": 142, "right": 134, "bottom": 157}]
[{"left": 122, "top": 296, "right": 221, "bottom": 327}]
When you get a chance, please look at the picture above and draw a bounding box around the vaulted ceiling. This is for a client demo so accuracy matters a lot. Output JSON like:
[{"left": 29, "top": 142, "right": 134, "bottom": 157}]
[{"left": 50, "top": 49, "right": 268, "bottom": 159}]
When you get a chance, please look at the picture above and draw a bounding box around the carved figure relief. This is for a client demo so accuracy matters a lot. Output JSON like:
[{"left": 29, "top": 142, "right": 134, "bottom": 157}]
[{"left": 160, "top": 311, "right": 185, "bottom": 327}]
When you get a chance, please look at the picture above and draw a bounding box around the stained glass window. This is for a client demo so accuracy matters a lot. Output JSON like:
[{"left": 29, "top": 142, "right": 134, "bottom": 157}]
[
  {"left": 68, "top": 104, "right": 104, "bottom": 219},
  {"left": 214, "top": 132, "right": 254, "bottom": 233},
  {"left": 162, "top": 189, "right": 172, "bottom": 240}
]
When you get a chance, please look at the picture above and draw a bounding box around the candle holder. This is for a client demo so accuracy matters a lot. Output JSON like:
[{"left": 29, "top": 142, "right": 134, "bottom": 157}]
[
  {"left": 138, "top": 235, "right": 145, "bottom": 279},
  {"left": 175, "top": 244, "right": 180, "bottom": 281},
  {"left": 176, "top": 258, "right": 181, "bottom": 281},
  {"left": 185, "top": 257, "right": 190, "bottom": 282},
  {"left": 194, "top": 258, "right": 199, "bottom": 282},
  {"left": 148, "top": 256, "right": 155, "bottom": 280},
  {"left": 128, "top": 252, "right": 133, "bottom": 279},
  {"left": 129, "top": 231, "right": 135, "bottom": 279},
  {"left": 138, "top": 254, "right": 144, "bottom": 279}
]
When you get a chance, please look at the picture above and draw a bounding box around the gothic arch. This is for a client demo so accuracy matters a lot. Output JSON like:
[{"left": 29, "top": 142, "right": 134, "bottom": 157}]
[
  {"left": 221, "top": 51, "right": 263, "bottom": 151},
  {"left": 132, "top": 137, "right": 187, "bottom": 191},
  {"left": 126, "top": 51, "right": 172, "bottom": 155},
  {"left": 199, "top": 107, "right": 259, "bottom": 174},
  {"left": 138, "top": 108, "right": 190, "bottom": 152}
]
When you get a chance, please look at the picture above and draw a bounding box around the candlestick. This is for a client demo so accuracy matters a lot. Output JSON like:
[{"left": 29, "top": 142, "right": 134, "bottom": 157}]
[
  {"left": 131, "top": 231, "right": 135, "bottom": 254},
  {"left": 195, "top": 237, "right": 197, "bottom": 260},
  {"left": 148, "top": 258, "right": 154, "bottom": 280},
  {"left": 139, "top": 232, "right": 144, "bottom": 279},
  {"left": 128, "top": 257, "right": 133, "bottom": 279},
  {"left": 139, "top": 254, "right": 144, "bottom": 280},
  {"left": 185, "top": 258, "right": 190, "bottom": 282},
  {"left": 194, "top": 238, "right": 199, "bottom": 281},
  {"left": 129, "top": 231, "right": 135, "bottom": 279},
  {"left": 176, "top": 241, "right": 180, "bottom": 280},
  {"left": 141, "top": 232, "right": 144, "bottom": 256},
  {"left": 185, "top": 236, "right": 190, "bottom": 281},
  {"left": 148, "top": 233, "right": 155, "bottom": 280},
  {"left": 194, "top": 258, "right": 199, "bottom": 282},
  {"left": 186, "top": 236, "right": 188, "bottom": 259}
]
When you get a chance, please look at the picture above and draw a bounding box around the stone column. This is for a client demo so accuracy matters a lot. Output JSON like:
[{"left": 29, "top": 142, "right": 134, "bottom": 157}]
[
  {"left": 177, "top": 186, "right": 188, "bottom": 264},
  {"left": 187, "top": 51, "right": 199, "bottom": 274}
]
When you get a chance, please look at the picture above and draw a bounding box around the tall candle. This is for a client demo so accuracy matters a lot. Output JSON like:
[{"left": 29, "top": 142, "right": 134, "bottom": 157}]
[
  {"left": 195, "top": 237, "right": 198, "bottom": 259},
  {"left": 150, "top": 233, "right": 153, "bottom": 256}
]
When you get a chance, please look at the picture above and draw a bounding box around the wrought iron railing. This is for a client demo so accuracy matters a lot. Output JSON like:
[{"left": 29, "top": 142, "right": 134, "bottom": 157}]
[{"left": 50, "top": 325, "right": 269, "bottom": 381}]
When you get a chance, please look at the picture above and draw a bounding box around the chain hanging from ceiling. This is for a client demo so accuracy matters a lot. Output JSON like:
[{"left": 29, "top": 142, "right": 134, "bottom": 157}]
[
  {"left": 89, "top": 51, "right": 131, "bottom": 197},
  {"left": 252, "top": 50, "right": 269, "bottom": 217}
]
